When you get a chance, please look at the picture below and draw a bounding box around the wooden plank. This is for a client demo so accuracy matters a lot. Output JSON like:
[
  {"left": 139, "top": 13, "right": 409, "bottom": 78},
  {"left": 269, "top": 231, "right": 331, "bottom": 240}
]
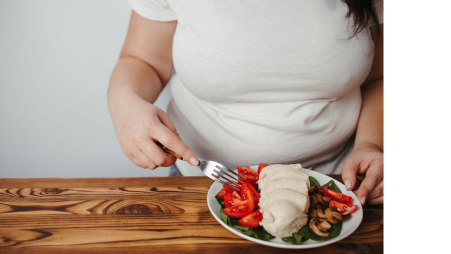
[
  {"left": 0, "top": 176, "right": 213, "bottom": 188},
  {"left": 0, "top": 242, "right": 383, "bottom": 254}
]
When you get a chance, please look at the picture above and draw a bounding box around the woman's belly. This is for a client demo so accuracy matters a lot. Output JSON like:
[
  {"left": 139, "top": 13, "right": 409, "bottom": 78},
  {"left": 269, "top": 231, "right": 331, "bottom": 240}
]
[{"left": 168, "top": 74, "right": 362, "bottom": 169}]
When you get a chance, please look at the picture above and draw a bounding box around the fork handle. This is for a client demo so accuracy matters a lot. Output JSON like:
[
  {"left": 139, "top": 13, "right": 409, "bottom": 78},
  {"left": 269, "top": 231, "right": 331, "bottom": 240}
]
[{"left": 156, "top": 142, "right": 184, "bottom": 161}]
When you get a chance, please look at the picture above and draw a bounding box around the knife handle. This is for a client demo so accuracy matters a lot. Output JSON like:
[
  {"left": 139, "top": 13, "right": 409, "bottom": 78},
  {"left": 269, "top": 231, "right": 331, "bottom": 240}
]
[{"left": 156, "top": 142, "right": 184, "bottom": 161}]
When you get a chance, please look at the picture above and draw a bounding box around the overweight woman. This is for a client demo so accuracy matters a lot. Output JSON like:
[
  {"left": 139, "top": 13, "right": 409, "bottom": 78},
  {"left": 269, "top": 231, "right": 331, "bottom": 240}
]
[{"left": 108, "top": 0, "right": 384, "bottom": 205}]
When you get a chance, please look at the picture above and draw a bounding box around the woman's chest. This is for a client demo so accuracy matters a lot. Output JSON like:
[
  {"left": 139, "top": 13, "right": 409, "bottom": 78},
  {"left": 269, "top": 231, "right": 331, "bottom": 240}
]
[{"left": 170, "top": 0, "right": 374, "bottom": 102}]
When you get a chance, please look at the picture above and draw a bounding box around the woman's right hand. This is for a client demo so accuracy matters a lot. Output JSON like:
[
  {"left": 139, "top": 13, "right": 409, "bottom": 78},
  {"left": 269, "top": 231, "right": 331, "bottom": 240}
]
[{"left": 110, "top": 93, "right": 199, "bottom": 170}]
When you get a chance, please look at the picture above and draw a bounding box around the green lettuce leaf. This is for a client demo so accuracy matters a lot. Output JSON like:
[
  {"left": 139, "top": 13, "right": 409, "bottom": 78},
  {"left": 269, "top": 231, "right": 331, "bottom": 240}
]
[
  {"left": 322, "top": 180, "right": 342, "bottom": 193},
  {"left": 282, "top": 225, "right": 309, "bottom": 244},
  {"left": 215, "top": 195, "right": 225, "bottom": 209},
  {"left": 309, "top": 176, "right": 321, "bottom": 187}
]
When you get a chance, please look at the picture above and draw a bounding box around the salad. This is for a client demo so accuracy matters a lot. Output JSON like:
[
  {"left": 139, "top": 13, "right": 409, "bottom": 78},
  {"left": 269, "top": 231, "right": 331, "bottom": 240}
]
[{"left": 215, "top": 163, "right": 358, "bottom": 244}]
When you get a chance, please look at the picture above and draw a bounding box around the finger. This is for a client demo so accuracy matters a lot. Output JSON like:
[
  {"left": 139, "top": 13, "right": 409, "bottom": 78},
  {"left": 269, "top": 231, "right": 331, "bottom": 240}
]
[
  {"left": 134, "top": 150, "right": 156, "bottom": 170},
  {"left": 341, "top": 155, "right": 361, "bottom": 191},
  {"left": 354, "top": 163, "right": 383, "bottom": 205},
  {"left": 367, "top": 195, "right": 383, "bottom": 205},
  {"left": 367, "top": 180, "right": 383, "bottom": 201},
  {"left": 139, "top": 139, "right": 177, "bottom": 167},
  {"left": 158, "top": 110, "right": 180, "bottom": 137},
  {"left": 128, "top": 154, "right": 147, "bottom": 169},
  {"left": 152, "top": 125, "right": 199, "bottom": 166}
]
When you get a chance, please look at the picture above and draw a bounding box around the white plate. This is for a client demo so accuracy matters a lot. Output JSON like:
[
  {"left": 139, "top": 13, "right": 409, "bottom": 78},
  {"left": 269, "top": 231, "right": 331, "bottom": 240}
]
[{"left": 207, "top": 167, "right": 363, "bottom": 249}]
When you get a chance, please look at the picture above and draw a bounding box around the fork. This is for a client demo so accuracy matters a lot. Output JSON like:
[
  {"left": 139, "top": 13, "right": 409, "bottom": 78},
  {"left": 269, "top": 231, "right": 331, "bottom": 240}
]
[{"left": 157, "top": 142, "right": 244, "bottom": 192}]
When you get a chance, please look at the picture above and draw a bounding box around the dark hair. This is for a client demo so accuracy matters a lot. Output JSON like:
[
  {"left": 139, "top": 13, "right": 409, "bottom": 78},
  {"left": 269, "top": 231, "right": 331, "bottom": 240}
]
[{"left": 342, "top": 0, "right": 381, "bottom": 44}]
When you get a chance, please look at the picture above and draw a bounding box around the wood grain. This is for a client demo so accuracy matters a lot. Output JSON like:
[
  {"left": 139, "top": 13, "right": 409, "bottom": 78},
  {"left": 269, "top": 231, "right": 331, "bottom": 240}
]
[{"left": 0, "top": 176, "right": 383, "bottom": 253}]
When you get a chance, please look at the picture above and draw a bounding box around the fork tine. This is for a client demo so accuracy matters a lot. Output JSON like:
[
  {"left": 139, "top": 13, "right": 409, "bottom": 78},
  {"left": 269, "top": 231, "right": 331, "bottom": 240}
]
[
  {"left": 216, "top": 164, "right": 245, "bottom": 180},
  {"left": 214, "top": 166, "right": 244, "bottom": 185},
  {"left": 213, "top": 169, "right": 242, "bottom": 187},
  {"left": 212, "top": 175, "right": 241, "bottom": 192}
]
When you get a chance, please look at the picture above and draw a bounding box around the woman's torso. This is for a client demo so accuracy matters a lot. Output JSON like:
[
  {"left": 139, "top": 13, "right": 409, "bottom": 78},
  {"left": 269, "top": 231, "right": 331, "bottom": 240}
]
[{"left": 162, "top": 0, "right": 376, "bottom": 173}]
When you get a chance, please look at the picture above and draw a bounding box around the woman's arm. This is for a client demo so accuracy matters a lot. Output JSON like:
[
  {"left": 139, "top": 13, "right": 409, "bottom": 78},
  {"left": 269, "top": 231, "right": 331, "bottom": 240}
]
[
  {"left": 342, "top": 24, "right": 384, "bottom": 205},
  {"left": 108, "top": 12, "right": 199, "bottom": 169}
]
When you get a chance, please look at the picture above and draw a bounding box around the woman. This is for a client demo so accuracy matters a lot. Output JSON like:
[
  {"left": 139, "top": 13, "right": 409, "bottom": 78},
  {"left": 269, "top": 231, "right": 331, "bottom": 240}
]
[{"left": 108, "top": 0, "right": 383, "bottom": 205}]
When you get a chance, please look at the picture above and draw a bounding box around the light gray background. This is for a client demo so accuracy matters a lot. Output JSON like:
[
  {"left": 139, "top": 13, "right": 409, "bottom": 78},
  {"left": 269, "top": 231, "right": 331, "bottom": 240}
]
[{"left": 0, "top": 0, "right": 173, "bottom": 178}]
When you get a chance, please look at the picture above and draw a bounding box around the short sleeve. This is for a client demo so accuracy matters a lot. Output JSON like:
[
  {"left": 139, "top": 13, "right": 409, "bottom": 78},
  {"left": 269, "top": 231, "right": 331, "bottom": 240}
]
[
  {"left": 372, "top": 0, "right": 383, "bottom": 25},
  {"left": 128, "top": 0, "right": 177, "bottom": 22}
]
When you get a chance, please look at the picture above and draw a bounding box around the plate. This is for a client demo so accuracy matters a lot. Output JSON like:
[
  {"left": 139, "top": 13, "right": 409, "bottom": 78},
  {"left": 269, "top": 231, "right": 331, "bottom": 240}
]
[{"left": 206, "top": 167, "right": 363, "bottom": 249}]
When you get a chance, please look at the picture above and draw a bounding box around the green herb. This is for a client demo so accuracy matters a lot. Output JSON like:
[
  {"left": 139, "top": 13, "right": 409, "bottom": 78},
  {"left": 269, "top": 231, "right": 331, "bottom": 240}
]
[
  {"left": 229, "top": 217, "right": 240, "bottom": 226},
  {"left": 322, "top": 180, "right": 342, "bottom": 193},
  {"left": 282, "top": 225, "right": 309, "bottom": 244},
  {"left": 343, "top": 214, "right": 352, "bottom": 222},
  {"left": 307, "top": 221, "right": 343, "bottom": 241},
  {"left": 233, "top": 225, "right": 250, "bottom": 231},
  {"left": 254, "top": 226, "right": 275, "bottom": 240},
  {"left": 297, "top": 225, "right": 310, "bottom": 241},
  {"left": 309, "top": 176, "right": 321, "bottom": 187},
  {"left": 215, "top": 195, "right": 225, "bottom": 209},
  {"left": 242, "top": 229, "right": 257, "bottom": 238},
  {"left": 220, "top": 209, "right": 230, "bottom": 225}
]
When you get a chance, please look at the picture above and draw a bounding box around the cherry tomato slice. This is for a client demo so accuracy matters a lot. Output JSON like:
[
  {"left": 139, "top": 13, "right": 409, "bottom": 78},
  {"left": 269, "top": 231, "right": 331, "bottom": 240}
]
[
  {"left": 323, "top": 188, "right": 352, "bottom": 204},
  {"left": 232, "top": 190, "right": 242, "bottom": 200},
  {"left": 238, "top": 166, "right": 259, "bottom": 186},
  {"left": 224, "top": 191, "right": 244, "bottom": 208},
  {"left": 223, "top": 199, "right": 254, "bottom": 218},
  {"left": 238, "top": 210, "right": 263, "bottom": 228},
  {"left": 223, "top": 183, "right": 241, "bottom": 194},
  {"left": 258, "top": 163, "right": 269, "bottom": 174},
  {"left": 329, "top": 201, "right": 358, "bottom": 215},
  {"left": 217, "top": 188, "right": 226, "bottom": 199},
  {"left": 241, "top": 182, "right": 260, "bottom": 208}
]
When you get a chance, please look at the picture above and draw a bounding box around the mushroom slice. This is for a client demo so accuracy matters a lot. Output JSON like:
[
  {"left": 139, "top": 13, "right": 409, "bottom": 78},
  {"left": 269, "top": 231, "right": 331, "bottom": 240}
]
[
  {"left": 309, "top": 208, "right": 318, "bottom": 218},
  {"left": 325, "top": 208, "right": 343, "bottom": 224},
  {"left": 309, "top": 218, "right": 329, "bottom": 237},
  {"left": 318, "top": 219, "right": 332, "bottom": 230},
  {"left": 317, "top": 208, "right": 327, "bottom": 219}
]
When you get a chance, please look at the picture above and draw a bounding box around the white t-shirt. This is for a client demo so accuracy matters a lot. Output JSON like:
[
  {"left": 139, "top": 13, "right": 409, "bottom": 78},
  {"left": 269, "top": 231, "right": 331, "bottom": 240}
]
[{"left": 128, "top": 0, "right": 383, "bottom": 175}]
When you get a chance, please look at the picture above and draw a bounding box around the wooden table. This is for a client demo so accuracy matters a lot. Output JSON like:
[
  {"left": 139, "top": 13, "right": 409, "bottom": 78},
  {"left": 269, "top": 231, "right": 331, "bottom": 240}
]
[{"left": 0, "top": 175, "right": 383, "bottom": 253}]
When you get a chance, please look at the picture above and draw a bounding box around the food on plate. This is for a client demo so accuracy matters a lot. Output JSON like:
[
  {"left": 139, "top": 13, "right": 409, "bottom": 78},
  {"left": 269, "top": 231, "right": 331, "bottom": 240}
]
[
  {"left": 258, "top": 163, "right": 310, "bottom": 238},
  {"left": 329, "top": 201, "right": 358, "bottom": 215},
  {"left": 223, "top": 191, "right": 244, "bottom": 208},
  {"left": 215, "top": 163, "right": 358, "bottom": 244},
  {"left": 237, "top": 166, "right": 259, "bottom": 186},
  {"left": 258, "top": 164, "right": 310, "bottom": 190},
  {"left": 223, "top": 182, "right": 241, "bottom": 194},
  {"left": 223, "top": 199, "right": 254, "bottom": 218},
  {"left": 257, "top": 163, "right": 269, "bottom": 174},
  {"left": 241, "top": 181, "right": 260, "bottom": 207},
  {"left": 323, "top": 188, "right": 352, "bottom": 204},
  {"left": 238, "top": 210, "right": 263, "bottom": 228}
]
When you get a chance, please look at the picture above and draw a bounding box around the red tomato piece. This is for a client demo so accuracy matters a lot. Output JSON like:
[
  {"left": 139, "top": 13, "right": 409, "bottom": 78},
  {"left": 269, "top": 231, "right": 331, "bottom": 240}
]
[
  {"left": 238, "top": 166, "right": 259, "bottom": 186},
  {"left": 232, "top": 190, "right": 242, "bottom": 200},
  {"left": 224, "top": 191, "right": 244, "bottom": 208},
  {"left": 217, "top": 188, "right": 226, "bottom": 199},
  {"left": 223, "top": 199, "right": 254, "bottom": 218},
  {"left": 223, "top": 183, "right": 240, "bottom": 194},
  {"left": 241, "top": 182, "right": 260, "bottom": 208},
  {"left": 258, "top": 163, "right": 269, "bottom": 174},
  {"left": 329, "top": 201, "right": 358, "bottom": 215},
  {"left": 238, "top": 210, "right": 263, "bottom": 228},
  {"left": 323, "top": 188, "right": 352, "bottom": 204}
]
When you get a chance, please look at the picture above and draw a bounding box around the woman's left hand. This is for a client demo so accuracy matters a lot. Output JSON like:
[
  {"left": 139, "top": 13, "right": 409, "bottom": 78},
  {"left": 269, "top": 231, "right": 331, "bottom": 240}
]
[{"left": 341, "top": 142, "right": 383, "bottom": 205}]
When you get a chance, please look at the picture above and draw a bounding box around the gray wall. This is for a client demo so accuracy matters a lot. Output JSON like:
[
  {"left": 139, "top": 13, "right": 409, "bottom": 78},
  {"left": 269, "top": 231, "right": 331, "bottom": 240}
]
[{"left": 0, "top": 0, "right": 173, "bottom": 178}]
